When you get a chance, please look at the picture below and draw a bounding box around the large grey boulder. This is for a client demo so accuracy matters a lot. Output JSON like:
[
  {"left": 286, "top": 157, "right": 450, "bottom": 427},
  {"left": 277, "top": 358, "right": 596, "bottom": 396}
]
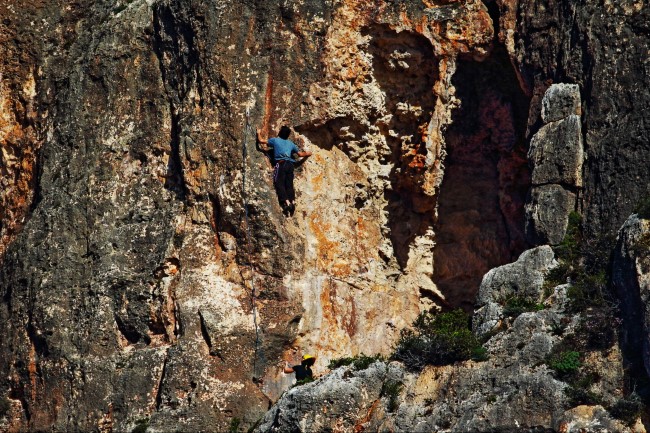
[
  {"left": 525, "top": 83, "right": 584, "bottom": 246},
  {"left": 541, "top": 83, "right": 581, "bottom": 124},
  {"left": 529, "top": 115, "right": 584, "bottom": 187},
  {"left": 255, "top": 361, "right": 403, "bottom": 433},
  {"left": 525, "top": 185, "right": 577, "bottom": 246},
  {"left": 474, "top": 246, "right": 557, "bottom": 336}
]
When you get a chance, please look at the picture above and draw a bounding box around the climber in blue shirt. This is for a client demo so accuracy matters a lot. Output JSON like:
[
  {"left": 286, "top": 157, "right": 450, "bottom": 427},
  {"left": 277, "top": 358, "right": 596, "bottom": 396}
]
[{"left": 257, "top": 126, "right": 312, "bottom": 216}]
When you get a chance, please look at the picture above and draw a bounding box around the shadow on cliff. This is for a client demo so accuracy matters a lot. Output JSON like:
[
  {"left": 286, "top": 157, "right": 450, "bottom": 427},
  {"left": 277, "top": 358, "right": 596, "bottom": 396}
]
[{"left": 433, "top": 43, "right": 531, "bottom": 311}]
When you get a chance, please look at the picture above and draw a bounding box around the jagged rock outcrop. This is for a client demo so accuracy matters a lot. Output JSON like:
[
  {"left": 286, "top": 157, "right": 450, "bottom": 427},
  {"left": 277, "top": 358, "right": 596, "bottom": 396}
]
[
  {"left": 1, "top": 0, "right": 650, "bottom": 431},
  {"left": 256, "top": 257, "right": 636, "bottom": 432},
  {"left": 525, "top": 83, "right": 583, "bottom": 245},
  {"left": 473, "top": 245, "right": 556, "bottom": 337}
]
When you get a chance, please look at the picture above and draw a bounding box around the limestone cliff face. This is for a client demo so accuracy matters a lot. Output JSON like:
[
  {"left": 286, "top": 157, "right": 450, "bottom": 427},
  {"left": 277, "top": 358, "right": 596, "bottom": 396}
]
[{"left": 0, "top": 0, "right": 649, "bottom": 432}]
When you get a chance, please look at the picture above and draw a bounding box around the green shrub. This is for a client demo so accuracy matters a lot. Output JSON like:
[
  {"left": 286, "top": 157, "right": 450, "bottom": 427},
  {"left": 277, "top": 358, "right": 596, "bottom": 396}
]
[
  {"left": 565, "top": 386, "right": 602, "bottom": 407},
  {"left": 550, "top": 320, "right": 566, "bottom": 336},
  {"left": 635, "top": 195, "right": 650, "bottom": 219},
  {"left": 609, "top": 394, "right": 644, "bottom": 426},
  {"left": 328, "top": 354, "right": 382, "bottom": 371},
  {"left": 132, "top": 419, "right": 149, "bottom": 433},
  {"left": 576, "top": 310, "right": 619, "bottom": 350},
  {"left": 327, "top": 357, "right": 355, "bottom": 370},
  {"left": 502, "top": 296, "right": 544, "bottom": 318},
  {"left": 547, "top": 211, "right": 616, "bottom": 313},
  {"left": 555, "top": 212, "right": 583, "bottom": 262},
  {"left": 0, "top": 397, "right": 10, "bottom": 418},
  {"left": 392, "top": 309, "right": 486, "bottom": 371},
  {"left": 229, "top": 417, "right": 241, "bottom": 433},
  {"left": 292, "top": 377, "right": 315, "bottom": 388},
  {"left": 471, "top": 346, "right": 489, "bottom": 362},
  {"left": 547, "top": 351, "right": 581, "bottom": 377},
  {"left": 381, "top": 380, "right": 403, "bottom": 412}
]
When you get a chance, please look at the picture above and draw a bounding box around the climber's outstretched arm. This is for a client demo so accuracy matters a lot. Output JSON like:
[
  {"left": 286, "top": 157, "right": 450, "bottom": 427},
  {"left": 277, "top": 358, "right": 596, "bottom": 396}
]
[
  {"left": 296, "top": 150, "right": 312, "bottom": 158},
  {"left": 256, "top": 128, "right": 270, "bottom": 152},
  {"left": 283, "top": 362, "right": 295, "bottom": 374}
]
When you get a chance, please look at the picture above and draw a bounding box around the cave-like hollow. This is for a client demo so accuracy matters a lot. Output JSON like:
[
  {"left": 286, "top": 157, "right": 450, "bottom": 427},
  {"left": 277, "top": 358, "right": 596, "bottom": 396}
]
[{"left": 433, "top": 46, "right": 531, "bottom": 312}]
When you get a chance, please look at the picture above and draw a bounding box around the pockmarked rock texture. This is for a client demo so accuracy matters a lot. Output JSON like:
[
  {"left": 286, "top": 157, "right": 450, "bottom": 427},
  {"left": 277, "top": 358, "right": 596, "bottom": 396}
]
[
  {"left": 473, "top": 245, "right": 556, "bottom": 337},
  {"left": 526, "top": 84, "right": 583, "bottom": 246},
  {"left": 1, "top": 0, "right": 650, "bottom": 431},
  {"left": 0, "top": 0, "right": 496, "bottom": 430}
]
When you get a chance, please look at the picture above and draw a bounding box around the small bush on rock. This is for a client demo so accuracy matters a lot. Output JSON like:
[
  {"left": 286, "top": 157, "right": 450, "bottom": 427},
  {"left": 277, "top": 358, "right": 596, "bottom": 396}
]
[
  {"left": 292, "top": 377, "right": 315, "bottom": 388},
  {"left": 502, "top": 296, "right": 544, "bottom": 318},
  {"left": 132, "top": 419, "right": 149, "bottom": 433},
  {"left": 381, "top": 380, "right": 403, "bottom": 412},
  {"left": 547, "top": 350, "right": 581, "bottom": 377},
  {"left": 609, "top": 394, "right": 644, "bottom": 426},
  {"left": 229, "top": 417, "right": 241, "bottom": 433},
  {"left": 547, "top": 212, "right": 616, "bottom": 313},
  {"left": 0, "top": 397, "right": 10, "bottom": 418},
  {"left": 392, "top": 309, "right": 486, "bottom": 371},
  {"left": 328, "top": 354, "right": 382, "bottom": 371},
  {"left": 565, "top": 385, "right": 603, "bottom": 407}
]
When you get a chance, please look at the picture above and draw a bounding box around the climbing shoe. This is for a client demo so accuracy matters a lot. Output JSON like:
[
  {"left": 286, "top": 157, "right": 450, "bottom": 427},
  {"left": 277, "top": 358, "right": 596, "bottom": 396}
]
[
  {"left": 289, "top": 203, "right": 296, "bottom": 216},
  {"left": 282, "top": 203, "right": 291, "bottom": 216}
]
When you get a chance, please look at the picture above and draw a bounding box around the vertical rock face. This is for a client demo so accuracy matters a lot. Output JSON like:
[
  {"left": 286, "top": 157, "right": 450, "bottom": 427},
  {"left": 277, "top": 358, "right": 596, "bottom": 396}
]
[
  {"left": 0, "top": 0, "right": 495, "bottom": 430},
  {"left": 497, "top": 0, "right": 650, "bottom": 235},
  {"left": 613, "top": 215, "right": 650, "bottom": 377},
  {"left": 0, "top": 0, "right": 649, "bottom": 431}
]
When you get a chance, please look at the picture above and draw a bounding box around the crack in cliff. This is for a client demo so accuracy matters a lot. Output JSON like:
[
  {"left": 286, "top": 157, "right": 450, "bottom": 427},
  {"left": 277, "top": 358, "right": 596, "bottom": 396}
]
[{"left": 152, "top": 5, "right": 192, "bottom": 202}]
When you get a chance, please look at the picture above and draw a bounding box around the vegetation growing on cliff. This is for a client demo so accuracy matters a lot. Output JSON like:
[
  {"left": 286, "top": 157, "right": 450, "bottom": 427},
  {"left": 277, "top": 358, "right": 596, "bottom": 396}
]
[
  {"left": 545, "top": 212, "right": 614, "bottom": 312},
  {"left": 502, "top": 296, "right": 545, "bottom": 318},
  {"left": 635, "top": 195, "right": 650, "bottom": 219},
  {"left": 328, "top": 354, "right": 383, "bottom": 371},
  {"left": 0, "top": 397, "right": 9, "bottom": 418},
  {"left": 392, "top": 309, "right": 486, "bottom": 371}
]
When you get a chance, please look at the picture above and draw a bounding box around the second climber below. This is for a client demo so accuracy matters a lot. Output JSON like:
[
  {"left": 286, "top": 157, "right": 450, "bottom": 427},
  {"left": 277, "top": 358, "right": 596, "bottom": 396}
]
[{"left": 257, "top": 126, "right": 312, "bottom": 216}]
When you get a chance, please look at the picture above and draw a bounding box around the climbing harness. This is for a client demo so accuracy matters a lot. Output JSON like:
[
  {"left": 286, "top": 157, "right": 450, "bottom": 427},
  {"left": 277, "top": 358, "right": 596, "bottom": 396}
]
[{"left": 241, "top": 107, "right": 265, "bottom": 380}]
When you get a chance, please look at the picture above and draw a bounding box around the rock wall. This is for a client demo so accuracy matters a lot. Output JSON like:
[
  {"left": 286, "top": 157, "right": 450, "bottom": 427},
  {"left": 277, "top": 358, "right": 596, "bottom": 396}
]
[{"left": 1, "top": 0, "right": 649, "bottom": 431}]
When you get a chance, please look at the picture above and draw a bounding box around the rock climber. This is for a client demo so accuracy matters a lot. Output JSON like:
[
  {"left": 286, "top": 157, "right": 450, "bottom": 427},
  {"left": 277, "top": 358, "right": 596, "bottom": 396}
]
[
  {"left": 256, "top": 126, "right": 312, "bottom": 216},
  {"left": 283, "top": 354, "right": 316, "bottom": 381}
]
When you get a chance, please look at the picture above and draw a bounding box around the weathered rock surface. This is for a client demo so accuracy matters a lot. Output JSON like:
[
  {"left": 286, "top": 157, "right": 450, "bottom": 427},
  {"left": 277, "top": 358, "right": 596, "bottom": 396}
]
[
  {"left": 473, "top": 245, "right": 556, "bottom": 336},
  {"left": 256, "top": 286, "right": 633, "bottom": 433},
  {"left": 526, "top": 84, "right": 583, "bottom": 245},
  {"left": 497, "top": 0, "right": 650, "bottom": 235},
  {"left": 1, "top": 0, "right": 649, "bottom": 431}
]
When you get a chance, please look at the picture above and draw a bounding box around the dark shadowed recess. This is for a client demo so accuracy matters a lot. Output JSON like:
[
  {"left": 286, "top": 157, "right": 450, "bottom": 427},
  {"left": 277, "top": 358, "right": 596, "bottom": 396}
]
[{"left": 433, "top": 26, "right": 531, "bottom": 311}]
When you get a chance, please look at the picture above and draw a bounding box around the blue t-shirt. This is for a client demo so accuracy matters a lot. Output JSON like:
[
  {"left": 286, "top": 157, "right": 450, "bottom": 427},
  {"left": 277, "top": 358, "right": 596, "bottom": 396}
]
[{"left": 268, "top": 137, "right": 300, "bottom": 163}]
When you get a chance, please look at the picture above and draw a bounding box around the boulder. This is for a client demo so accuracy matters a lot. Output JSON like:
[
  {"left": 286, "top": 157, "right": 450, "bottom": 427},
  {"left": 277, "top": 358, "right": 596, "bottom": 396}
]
[
  {"left": 525, "top": 185, "right": 577, "bottom": 246},
  {"left": 528, "top": 115, "right": 584, "bottom": 187},
  {"left": 474, "top": 246, "right": 556, "bottom": 336},
  {"left": 541, "top": 83, "right": 581, "bottom": 124}
]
